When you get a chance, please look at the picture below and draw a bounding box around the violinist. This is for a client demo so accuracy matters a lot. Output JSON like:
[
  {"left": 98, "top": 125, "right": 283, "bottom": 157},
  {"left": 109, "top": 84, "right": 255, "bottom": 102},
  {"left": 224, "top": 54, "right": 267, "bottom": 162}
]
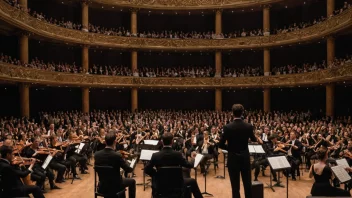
[
  {"left": 22, "top": 137, "right": 60, "bottom": 191},
  {"left": 197, "top": 131, "right": 215, "bottom": 174},
  {"left": 66, "top": 131, "right": 89, "bottom": 174},
  {"left": 0, "top": 145, "right": 45, "bottom": 198},
  {"left": 286, "top": 132, "right": 303, "bottom": 181}
]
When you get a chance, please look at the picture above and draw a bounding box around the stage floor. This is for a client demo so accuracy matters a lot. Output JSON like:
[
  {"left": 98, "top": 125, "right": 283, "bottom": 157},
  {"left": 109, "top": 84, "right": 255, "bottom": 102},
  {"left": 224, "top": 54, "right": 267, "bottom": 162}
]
[{"left": 45, "top": 155, "right": 315, "bottom": 198}]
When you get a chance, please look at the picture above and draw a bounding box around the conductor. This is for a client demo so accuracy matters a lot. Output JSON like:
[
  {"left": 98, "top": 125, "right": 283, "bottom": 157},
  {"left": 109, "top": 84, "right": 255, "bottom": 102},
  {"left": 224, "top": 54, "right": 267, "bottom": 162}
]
[{"left": 219, "top": 104, "right": 257, "bottom": 198}]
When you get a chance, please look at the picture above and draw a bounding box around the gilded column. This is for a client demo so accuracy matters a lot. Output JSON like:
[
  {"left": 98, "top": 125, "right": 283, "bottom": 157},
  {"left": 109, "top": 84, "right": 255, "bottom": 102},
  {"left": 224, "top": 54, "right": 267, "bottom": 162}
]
[
  {"left": 82, "top": 87, "right": 89, "bottom": 113},
  {"left": 82, "top": 46, "right": 89, "bottom": 73},
  {"left": 215, "top": 89, "right": 222, "bottom": 111},
  {"left": 327, "top": 0, "right": 335, "bottom": 17},
  {"left": 215, "top": 51, "right": 222, "bottom": 77},
  {"left": 19, "top": 34, "right": 29, "bottom": 64},
  {"left": 327, "top": 37, "right": 335, "bottom": 65},
  {"left": 263, "top": 88, "right": 271, "bottom": 113},
  {"left": 326, "top": 84, "right": 335, "bottom": 117},
  {"left": 131, "top": 10, "right": 138, "bottom": 35},
  {"left": 264, "top": 48, "right": 270, "bottom": 76},
  {"left": 263, "top": 6, "right": 270, "bottom": 35},
  {"left": 131, "top": 88, "right": 138, "bottom": 112},
  {"left": 81, "top": 1, "right": 89, "bottom": 32},
  {"left": 131, "top": 51, "right": 138, "bottom": 73},
  {"left": 215, "top": 10, "right": 222, "bottom": 35},
  {"left": 19, "top": 83, "right": 30, "bottom": 117},
  {"left": 18, "top": 0, "right": 27, "bottom": 9}
]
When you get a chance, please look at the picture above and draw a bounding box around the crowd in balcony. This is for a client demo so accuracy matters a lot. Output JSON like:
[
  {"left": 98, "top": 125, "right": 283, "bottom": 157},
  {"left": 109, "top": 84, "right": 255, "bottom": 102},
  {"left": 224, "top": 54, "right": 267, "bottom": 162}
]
[
  {"left": 4, "top": 0, "right": 351, "bottom": 39},
  {"left": 1, "top": 52, "right": 351, "bottom": 78}
]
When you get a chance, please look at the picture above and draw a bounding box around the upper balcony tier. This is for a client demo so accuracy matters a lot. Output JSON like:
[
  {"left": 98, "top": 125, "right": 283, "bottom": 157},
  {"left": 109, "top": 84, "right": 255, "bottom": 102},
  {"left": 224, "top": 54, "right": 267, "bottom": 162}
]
[
  {"left": 87, "top": 0, "right": 286, "bottom": 10},
  {"left": 1, "top": 1, "right": 352, "bottom": 50},
  {"left": 1, "top": 62, "right": 351, "bottom": 88}
]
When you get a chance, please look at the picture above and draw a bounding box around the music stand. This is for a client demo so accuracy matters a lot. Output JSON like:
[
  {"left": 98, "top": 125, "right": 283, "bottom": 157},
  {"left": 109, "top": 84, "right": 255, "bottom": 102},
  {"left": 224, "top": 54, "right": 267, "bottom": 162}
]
[
  {"left": 267, "top": 156, "right": 291, "bottom": 198},
  {"left": 138, "top": 149, "right": 159, "bottom": 191},
  {"left": 215, "top": 150, "right": 227, "bottom": 179},
  {"left": 331, "top": 165, "right": 352, "bottom": 188}
]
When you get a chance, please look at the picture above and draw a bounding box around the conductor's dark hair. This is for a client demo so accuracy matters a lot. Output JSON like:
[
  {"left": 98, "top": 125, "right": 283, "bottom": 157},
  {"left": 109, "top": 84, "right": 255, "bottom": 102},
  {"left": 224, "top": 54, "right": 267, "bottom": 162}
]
[
  {"left": 105, "top": 132, "right": 116, "bottom": 146},
  {"left": 162, "top": 132, "right": 173, "bottom": 146},
  {"left": 232, "top": 104, "right": 244, "bottom": 117}
]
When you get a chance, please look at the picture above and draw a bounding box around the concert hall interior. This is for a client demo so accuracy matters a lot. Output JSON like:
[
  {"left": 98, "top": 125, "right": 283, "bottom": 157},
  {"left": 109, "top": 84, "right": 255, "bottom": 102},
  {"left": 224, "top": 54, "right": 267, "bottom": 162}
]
[{"left": 0, "top": 0, "right": 352, "bottom": 198}]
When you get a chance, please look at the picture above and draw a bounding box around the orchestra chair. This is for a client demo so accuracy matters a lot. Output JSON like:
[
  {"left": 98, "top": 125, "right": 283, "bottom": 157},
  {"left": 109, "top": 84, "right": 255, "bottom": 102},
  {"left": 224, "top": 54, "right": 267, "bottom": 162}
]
[
  {"left": 152, "top": 166, "right": 190, "bottom": 198},
  {"left": 94, "top": 166, "right": 126, "bottom": 198}
]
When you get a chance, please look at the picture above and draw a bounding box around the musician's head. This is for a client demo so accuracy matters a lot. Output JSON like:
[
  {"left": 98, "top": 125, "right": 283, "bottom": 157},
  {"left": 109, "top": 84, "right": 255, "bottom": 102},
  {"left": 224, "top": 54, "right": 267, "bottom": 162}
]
[
  {"left": 0, "top": 145, "right": 14, "bottom": 161},
  {"left": 290, "top": 132, "right": 297, "bottom": 140},
  {"left": 31, "top": 137, "right": 40, "bottom": 148},
  {"left": 3, "top": 139, "right": 13, "bottom": 146},
  {"left": 232, "top": 104, "right": 244, "bottom": 118},
  {"left": 316, "top": 147, "right": 328, "bottom": 161},
  {"left": 161, "top": 132, "right": 173, "bottom": 147},
  {"left": 105, "top": 132, "right": 116, "bottom": 147}
]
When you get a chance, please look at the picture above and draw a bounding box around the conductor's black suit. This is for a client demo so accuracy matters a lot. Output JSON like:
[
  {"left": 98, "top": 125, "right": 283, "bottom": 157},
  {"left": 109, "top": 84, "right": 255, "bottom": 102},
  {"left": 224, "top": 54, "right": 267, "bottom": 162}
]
[{"left": 219, "top": 118, "right": 257, "bottom": 198}]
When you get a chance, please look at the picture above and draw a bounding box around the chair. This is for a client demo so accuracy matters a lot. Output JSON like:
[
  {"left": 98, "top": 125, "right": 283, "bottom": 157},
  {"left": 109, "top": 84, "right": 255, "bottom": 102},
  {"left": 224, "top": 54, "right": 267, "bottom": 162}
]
[
  {"left": 94, "top": 166, "right": 126, "bottom": 198},
  {"left": 153, "top": 166, "right": 187, "bottom": 198}
]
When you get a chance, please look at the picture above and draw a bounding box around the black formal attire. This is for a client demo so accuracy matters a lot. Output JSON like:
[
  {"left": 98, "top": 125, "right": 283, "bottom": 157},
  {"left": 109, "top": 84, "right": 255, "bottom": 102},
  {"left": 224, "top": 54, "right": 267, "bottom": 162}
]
[
  {"left": 219, "top": 118, "right": 257, "bottom": 198},
  {"left": 286, "top": 139, "right": 303, "bottom": 180},
  {"left": 310, "top": 164, "right": 350, "bottom": 196},
  {"left": 144, "top": 147, "right": 203, "bottom": 198},
  {"left": 94, "top": 147, "right": 135, "bottom": 198},
  {"left": 0, "top": 159, "right": 44, "bottom": 198},
  {"left": 197, "top": 140, "right": 215, "bottom": 173},
  {"left": 66, "top": 143, "right": 88, "bottom": 173}
]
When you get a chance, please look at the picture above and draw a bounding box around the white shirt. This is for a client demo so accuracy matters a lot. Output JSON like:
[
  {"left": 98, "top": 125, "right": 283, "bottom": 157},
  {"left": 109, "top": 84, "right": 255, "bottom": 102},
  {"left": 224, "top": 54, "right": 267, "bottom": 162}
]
[{"left": 288, "top": 140, "right": 296, "bottom": 156}]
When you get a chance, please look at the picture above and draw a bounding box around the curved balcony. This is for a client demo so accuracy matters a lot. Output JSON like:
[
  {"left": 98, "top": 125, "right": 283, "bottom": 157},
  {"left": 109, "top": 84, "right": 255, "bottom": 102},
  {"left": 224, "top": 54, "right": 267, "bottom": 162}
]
[
  {"left": 90, "top": 0, "right": 284, "bottom": 10},
  {"left": 1, "top": 62, "right": 351, "bottom": 88},
  {"left": 0, "top": 1, "right": 352, "bottom": 50}
]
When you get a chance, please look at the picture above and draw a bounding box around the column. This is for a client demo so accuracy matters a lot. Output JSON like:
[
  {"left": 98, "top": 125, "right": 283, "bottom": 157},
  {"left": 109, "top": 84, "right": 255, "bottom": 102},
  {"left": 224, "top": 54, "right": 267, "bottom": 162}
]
[
  {"left": 131, "top": 88, "right": 138, "bottom": 112},
  {"left": 81, "top": 1, "right": 89, "bottom": 32},
  {"left": 326, "top": 84, "right": 335, "bottom": 117},
  {"left": 82, "top": 87, "right": 89, "bottom": 113},
  {"left": 19, "top": 34, "right": 28, "bottom": 64},
  {"left": 131, "top": 10, "right": 138, "bottom": 35},
  {"left": 18, "top": 0, "right": 27, "bottom": 9},
  {"left": 263, "top": 6, "right": 270, "bottom": 35},
  {"left": 131, "top": 51, "right": 138, "bottom": 73},
  {"left": 19, "top": 84, "right": 30, "bottom": 117},
  {"left": 327, "top": 0, "right": 335, "bottom": 17},
  {"left": 82, "top": 46, "right": 89, "bottom": 73},
  {"left": 215, "top": 10, "right": 222, "bottom": 35},
  {"left": 263, "top": 48, "right": 270, "bottom": 76},
  {"left": 215, "top": 89, "right": 222, "bottom": 111},
  {"left": 327, "top": 37, "right": 335, "bottom": 65},
  {"left": 263, "top": 88, "right": 271, "bottom": 113},
  {"left": 215, "top": 51, "right": 222, "bottom": 77}
]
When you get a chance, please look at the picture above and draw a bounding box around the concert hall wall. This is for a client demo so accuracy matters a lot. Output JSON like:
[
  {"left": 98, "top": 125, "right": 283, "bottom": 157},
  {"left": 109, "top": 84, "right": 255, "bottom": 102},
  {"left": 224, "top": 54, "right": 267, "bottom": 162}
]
[
  {"left": 29, "top": 87, "right": 82, "bottom": 116},
  {"left": 89, "top": 8, "right": 130, "bottom": 30},
  {"left": 222, "top": 11, "right": 262, "bottom": 34},
  {"left": 89, "top": 49, "right": 130, "bottom": 67},
  {"left": 90, "top": 88, "right": 131, "bottom": 110},
  {"left": 138, "top": 90, "right": 215, "bottom": 110},
  {"left": 222, "top": 89, "right": 263, "bottom": 111},
  {"left": 0, "top": 85, "right": 20, "bottom": 116},
  {"left": 335, "top": 85, "right": 352, "bottom": 116},
  {"left": 222, "top": 51, "right": 263, "bottom": 69},
  {"left": 0, "top": 35, "right": 18, "bottom": 58}
]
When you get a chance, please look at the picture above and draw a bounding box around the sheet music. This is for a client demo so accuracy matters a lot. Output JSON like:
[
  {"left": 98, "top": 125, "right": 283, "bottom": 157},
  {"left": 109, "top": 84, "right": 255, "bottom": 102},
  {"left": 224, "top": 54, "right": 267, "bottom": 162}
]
[
  {"left": 248, "top": 145, "right": 255, "bottom": 153},
  {"left": 194, "top": 154, "right": 204, "bottom": 168},
  {"left": 267, "top": 156, "right": 291, "bottom": 170},
  {"left": 331, "top": 165, "right": 352, "bottom": 183},
  {"left": 222, "top": 150, "right": 228, "bottom": 154},
  {"left": 336, "top": 159, "right": 350, "bottom": 168},
  {"left": 130, "top": 158, "right": 137, "bottom": 168},
  {"left": 253, "top": 145, "right": 265, "bottom": 154},
  {"left": 140, "top": 149, "right": 159, "bottom": 161},
  {"left": 75, "top": 143, "right": 85, "bottom": 153},
  {"left": 143, "top": 140, "right": 159, "bottom": 145},
  {"left": 41, "top": 155, "right": 53, "bottom": 169}
]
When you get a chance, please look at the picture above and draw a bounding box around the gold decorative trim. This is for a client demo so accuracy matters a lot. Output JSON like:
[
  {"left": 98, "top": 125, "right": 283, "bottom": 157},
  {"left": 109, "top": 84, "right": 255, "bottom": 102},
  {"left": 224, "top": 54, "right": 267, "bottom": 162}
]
[
  {"left": 0, "top": 1, "right": 351, "bottom": 50},
  {"left": 0, "top": 63, "right": 351, "bottom": 88},
  {"left": 92, "top": 0, "right": 283, "bottom": 10}
]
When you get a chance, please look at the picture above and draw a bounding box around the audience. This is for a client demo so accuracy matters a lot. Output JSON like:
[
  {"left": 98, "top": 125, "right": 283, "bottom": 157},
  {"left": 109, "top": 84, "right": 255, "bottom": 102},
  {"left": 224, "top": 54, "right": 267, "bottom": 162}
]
[{"left": 4, "top": 0, "right": 351, "bottom": 39}]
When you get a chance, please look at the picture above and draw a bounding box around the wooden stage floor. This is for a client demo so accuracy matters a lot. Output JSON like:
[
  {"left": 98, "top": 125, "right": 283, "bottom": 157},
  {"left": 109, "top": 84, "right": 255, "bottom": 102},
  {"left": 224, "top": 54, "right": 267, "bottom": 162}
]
[{"left": 45, "top": 156, "right": 316, "bottom": 198}]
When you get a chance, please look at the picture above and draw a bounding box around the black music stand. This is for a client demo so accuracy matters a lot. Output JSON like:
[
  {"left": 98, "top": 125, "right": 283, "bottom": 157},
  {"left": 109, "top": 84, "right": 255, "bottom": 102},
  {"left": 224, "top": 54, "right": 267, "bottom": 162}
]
[
  {"left": 267, "top": 156, "right": 291, "bottom": 198},
  {"left": 195, "top": 154, "right": 213, "bottom": 197},
  {"left": 215, "top": 150, "right": 227, "bottom": 179},
  {"left": 331, "top": 165, "right": 352, "bottom": 190},
  {"left": 138, "top": 149, "right": 159, "bottom": 191}
]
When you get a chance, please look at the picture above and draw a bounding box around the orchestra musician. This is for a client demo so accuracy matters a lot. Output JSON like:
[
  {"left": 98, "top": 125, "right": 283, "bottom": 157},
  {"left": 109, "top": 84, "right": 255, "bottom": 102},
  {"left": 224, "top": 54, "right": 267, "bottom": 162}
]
[
  {"left": 0, "top": 145, "right": 45, "bottom": 198},
  {"left": 66, "top": 131, "right": 89, "bottom": 174},
  {"left": 22, "top": 137, "right": 60, "bottom": 191},
  {"left": 94, "top": 132, "right": 136, "bottom": 198},
  {"left": 285, "top": 132, "right": 303, "bottom": 181},
  {"left": 144, "top": 132, "right": 203, "bottom": 198},
  {"left": 197, "top": 131, "right": 215, "bottom": 174}
]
